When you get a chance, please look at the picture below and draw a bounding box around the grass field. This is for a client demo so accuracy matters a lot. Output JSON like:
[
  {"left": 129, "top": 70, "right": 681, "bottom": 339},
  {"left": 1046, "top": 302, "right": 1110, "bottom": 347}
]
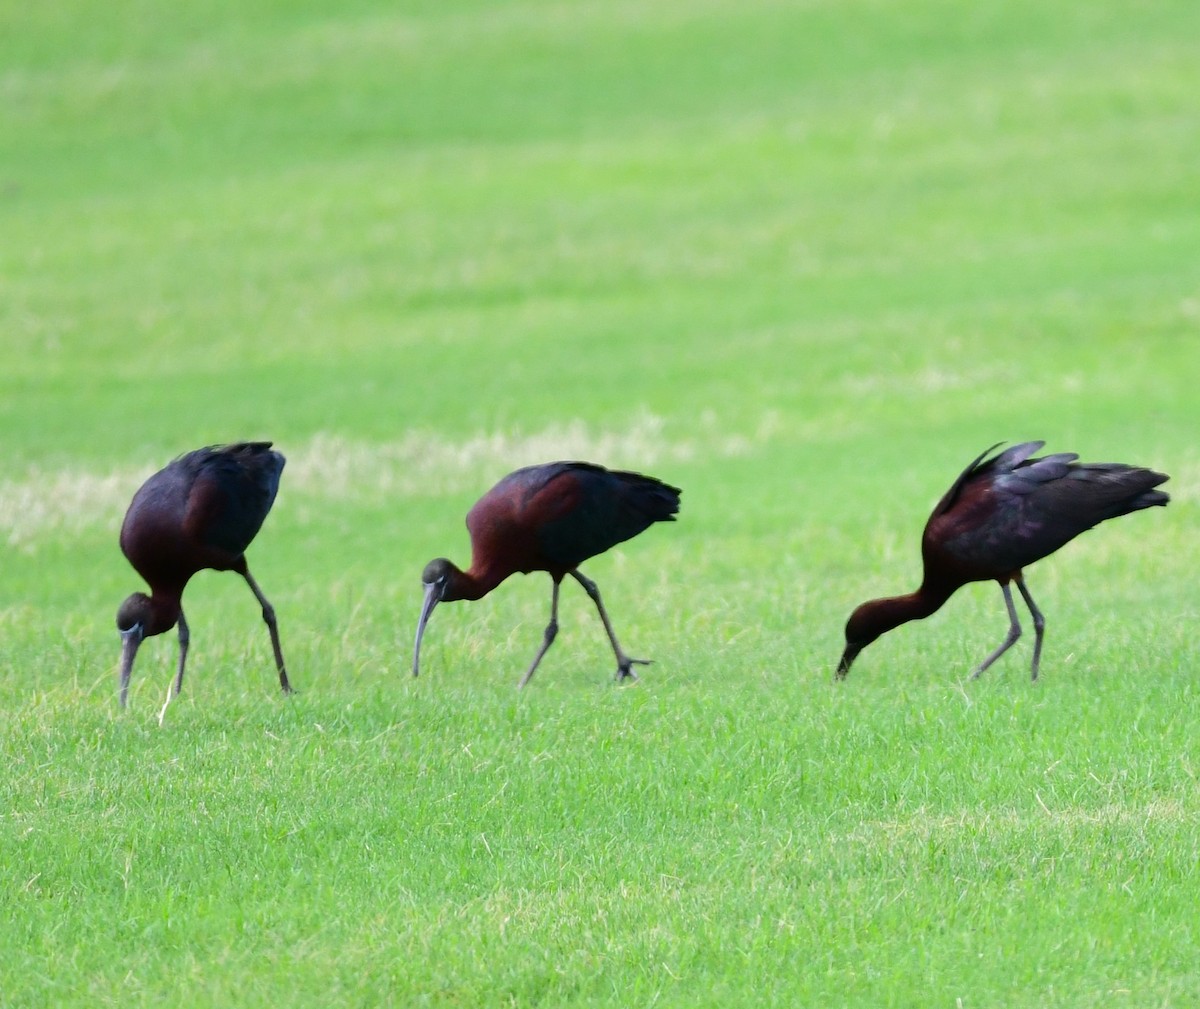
[{"left": 3, "top": 0, "right": 1200, "bottom": 1004}]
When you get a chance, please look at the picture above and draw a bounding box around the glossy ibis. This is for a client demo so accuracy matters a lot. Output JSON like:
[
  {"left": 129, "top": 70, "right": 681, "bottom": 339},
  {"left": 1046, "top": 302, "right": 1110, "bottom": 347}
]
[
  {"left": 413, "top": 461, "right": 681, "bottom": 687},
  {"left": 116, "top": 442, "right": 292, "bottom": 716},
  {"left": 838, "top": 441, "right": 1168, "bottom": 680}
]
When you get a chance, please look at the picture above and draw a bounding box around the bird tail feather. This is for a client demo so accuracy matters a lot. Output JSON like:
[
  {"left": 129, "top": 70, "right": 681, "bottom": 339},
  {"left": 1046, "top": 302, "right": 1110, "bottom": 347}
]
[{"left": 614, "top": 471, "right": 682, "bottom": 523}]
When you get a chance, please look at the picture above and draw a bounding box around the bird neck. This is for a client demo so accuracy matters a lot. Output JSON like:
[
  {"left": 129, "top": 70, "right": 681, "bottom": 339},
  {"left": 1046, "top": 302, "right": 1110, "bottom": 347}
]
[
  {"left": 145, "top": 593, "right": 183, "bottom": 637},
  {"left": 859, "top": 583, "right": 955, "bottom": 640},
  {"left": 445, "top": 564, "right": 507, "bottom": 602}
]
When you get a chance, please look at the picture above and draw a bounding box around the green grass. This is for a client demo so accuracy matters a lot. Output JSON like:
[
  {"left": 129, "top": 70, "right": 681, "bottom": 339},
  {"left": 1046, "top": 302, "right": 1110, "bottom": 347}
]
[{"left": 3, "top": 0, "right": 1199, "bottom": 1004}]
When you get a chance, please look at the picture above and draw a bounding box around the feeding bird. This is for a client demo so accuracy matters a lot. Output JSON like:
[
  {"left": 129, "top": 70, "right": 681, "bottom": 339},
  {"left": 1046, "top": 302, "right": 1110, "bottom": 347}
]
[
  {"left": 116, "top": 441, "right": 292, "bottom": 716},
  {"left": 838, "top": 441, "right": 1169, "bottom": 680},
  {"left": 413, "top": 461, "right": 681, "bottom": 687}
]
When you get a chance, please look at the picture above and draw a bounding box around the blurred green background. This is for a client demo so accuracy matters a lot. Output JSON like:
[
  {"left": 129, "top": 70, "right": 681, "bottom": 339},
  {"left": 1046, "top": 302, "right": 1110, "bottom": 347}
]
[{"left": 2, "top": 1, "right": 1198, "bottom": 1004}]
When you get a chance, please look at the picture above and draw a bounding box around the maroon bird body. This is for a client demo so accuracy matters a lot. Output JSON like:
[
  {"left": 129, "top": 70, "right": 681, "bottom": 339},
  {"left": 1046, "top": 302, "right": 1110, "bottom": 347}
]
[
  {"left": 413, "top": 461, "right": 681, "bottom": 686},
  {"left": 116, "top": 442, "right": 292, "bottom": 713},
  {"left": 838, "top": 442, "right": 1169, "bottom": 679}
]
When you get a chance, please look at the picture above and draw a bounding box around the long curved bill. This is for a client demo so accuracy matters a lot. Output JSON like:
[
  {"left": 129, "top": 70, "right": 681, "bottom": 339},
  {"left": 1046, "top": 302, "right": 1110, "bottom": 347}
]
[
  {"left": 412, "top": 582, "right": 439, "bottom": 677},
  {"left": 118, "top": 625, "right": 143, "bottom": 707},
  {"left": 836, "top": 643, "right": 861, "bottom": 679}
]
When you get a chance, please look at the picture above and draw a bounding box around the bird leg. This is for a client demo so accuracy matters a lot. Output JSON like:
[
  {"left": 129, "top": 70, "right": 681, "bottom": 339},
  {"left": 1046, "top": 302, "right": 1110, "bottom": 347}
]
[
  {"left": 570, "top": 570, "right": 650, "bottom": 682},
  {"left": 518, "top": 579, "right": 561, "bottom": 688},
  {"left": 173, "top": 608, "right": 190, "bottom": 697},
  {"left": 1014, "top": 575, "right": 1046, "bottom": 681},
  {"left": 242, "top": 567, "right": 293, "bottom": 694},
  {"left": 971, "top": 582, "right": 1022, "bottom": 679}
]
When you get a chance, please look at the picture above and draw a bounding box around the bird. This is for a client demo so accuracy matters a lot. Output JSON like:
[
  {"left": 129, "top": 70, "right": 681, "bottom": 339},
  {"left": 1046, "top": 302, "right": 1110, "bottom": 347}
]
[
  {"left": 412, "top": 461, "right": 681, "bottom": 687},
  {"left": 115, "top": 441, "right": 292, "bottom": 717},
  {"left": 837, "top": 441, "right": 1169, "bottom": 680}
]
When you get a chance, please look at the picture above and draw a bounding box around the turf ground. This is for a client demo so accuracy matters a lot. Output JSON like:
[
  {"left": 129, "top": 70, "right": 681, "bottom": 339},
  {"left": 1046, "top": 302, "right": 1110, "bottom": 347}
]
[{"left": 2, "top": 0, "right": 1199, "bottom": 1005}]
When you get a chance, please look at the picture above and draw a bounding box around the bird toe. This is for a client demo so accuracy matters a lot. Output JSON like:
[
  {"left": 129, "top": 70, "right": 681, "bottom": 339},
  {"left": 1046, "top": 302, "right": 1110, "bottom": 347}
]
[{"left": 615, "top": 657, "right": 651, "bottom": 681}]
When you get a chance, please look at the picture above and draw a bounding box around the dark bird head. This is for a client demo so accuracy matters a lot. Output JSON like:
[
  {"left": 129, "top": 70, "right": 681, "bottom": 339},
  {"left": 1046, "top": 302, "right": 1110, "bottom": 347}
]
[
  {"left": 837, "top": 602, "right": 885, "bottom": 679},
  {"left": 412, "top": 558, "right": 460, "bottom": 677},
  {"left": 836, "top": 587, "right": 949, "bottom": 678},
  {"left": 115, "top": 592, "right": 180, "bottom": 706},
  {"left": 117, "top": 592, "right": 153, "bottom": 635},
  {"left": 116, "top": 592, "right": 152, "bottom": 707}
]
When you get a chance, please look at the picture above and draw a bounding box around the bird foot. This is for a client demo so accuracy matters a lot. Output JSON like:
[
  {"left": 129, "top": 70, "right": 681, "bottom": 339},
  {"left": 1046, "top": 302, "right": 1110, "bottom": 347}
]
[{"left": 615, "top": 657, "right": 651, "bottom": 682}]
